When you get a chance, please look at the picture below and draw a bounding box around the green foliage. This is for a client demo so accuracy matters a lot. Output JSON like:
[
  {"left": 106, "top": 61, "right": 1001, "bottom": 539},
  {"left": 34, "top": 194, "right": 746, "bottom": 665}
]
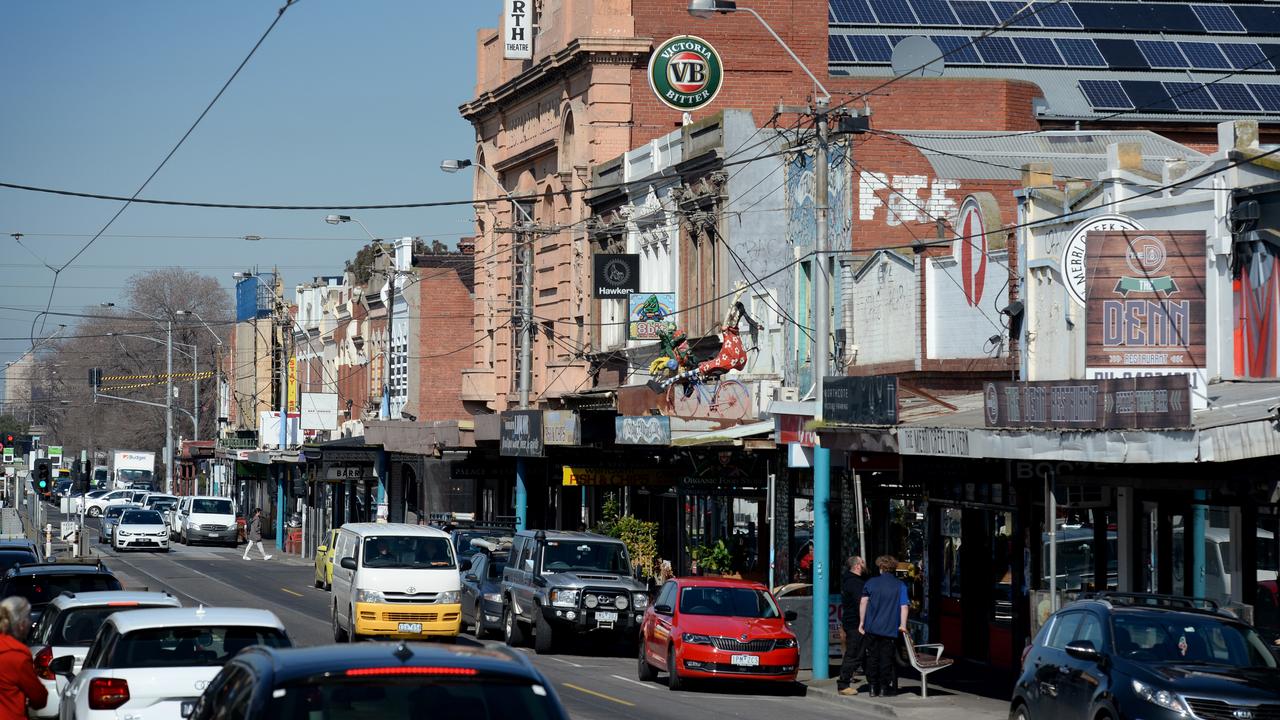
[
  {"left": 344, "top": 243, "right": 381, "bottom": 285},
  {"left": 688, "top": 539, "right": 733, "bottom": 575},
  {"left": 0, "top": 415, "right": 27, "bottom": 438},
  {"left": 593, "top": 493, "right": 660, "bottom": 579}
]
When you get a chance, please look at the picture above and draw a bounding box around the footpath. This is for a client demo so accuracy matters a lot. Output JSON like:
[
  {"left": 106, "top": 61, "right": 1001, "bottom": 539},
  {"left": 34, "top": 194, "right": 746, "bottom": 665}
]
[{"left": 803, "top": 661, "right": 1010, "bottom": 720}]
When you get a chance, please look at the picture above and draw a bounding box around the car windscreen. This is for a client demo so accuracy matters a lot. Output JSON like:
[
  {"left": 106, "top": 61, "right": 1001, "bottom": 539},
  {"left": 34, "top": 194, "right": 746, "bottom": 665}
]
[
  {"left": 1112, "top": 614, "right": 1278, "bottom": 668},
  {"left": 109, "top": 625, "right": 289, "bottom": 668},
  {"left": 0, "top": 550, "right": 38, "bottom": 574},
  {"left": 264, "top": 676, "right": 565, "bottom": 720},
  {"left": 678, "top": 586, "right": 780, "bottom": 619},
  {"left": 363, "top": 536, "right": 456, "bottom": 569},
  {"left": 42, "top": 605, "right": 161, "bottom": 646},
  {"left": 540, "top": 541, "right": 630, "bottom": 575},
  {"left": 117, "top": 469, "right": 152, "bottom": 483},
  {"left": 192, "top": 499, "right": 233, "bottom": 515},
  {"left": 488, "top": 559, "right": 508, "bottom": 580},
  {"left": 121, "top": 510, "right": 164, "bottom": 525},
  {"left": 104, "top": 506, "right": 129, "bottom": 519},
  {"left": 2, "top": 574, "right": 122, "bottom": 606}
]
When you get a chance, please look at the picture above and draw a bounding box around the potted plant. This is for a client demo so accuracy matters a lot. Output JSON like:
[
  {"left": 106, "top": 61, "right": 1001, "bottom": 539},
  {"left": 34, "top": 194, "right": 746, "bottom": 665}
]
[{"left": 688, "top": 539, "right": 734, "bottom": 576}]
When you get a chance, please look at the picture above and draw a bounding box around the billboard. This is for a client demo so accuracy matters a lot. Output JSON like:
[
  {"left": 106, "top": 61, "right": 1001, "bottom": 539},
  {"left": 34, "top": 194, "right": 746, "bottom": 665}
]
[
  {"left": 628, "top": 293, "right": 676, "bottom": 341},
  {"left": 300, "top": 392, "right": 338, "bottom": 431}
]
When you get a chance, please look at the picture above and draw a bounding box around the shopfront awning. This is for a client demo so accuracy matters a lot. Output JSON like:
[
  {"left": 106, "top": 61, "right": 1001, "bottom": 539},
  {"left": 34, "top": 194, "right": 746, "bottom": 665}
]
[
  {"left": 671, "top": 419, "right": 776, "bottom": 447},
  {"left": 364, "top": 420, "right": 469, "bottom": 454}
]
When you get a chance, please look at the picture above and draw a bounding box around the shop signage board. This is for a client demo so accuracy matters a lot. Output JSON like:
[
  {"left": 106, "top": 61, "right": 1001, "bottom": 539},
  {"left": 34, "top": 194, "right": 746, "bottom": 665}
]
[
  {"left": 543, "top": 410, "right": 581, "bottom": 446},
  {"left": 983, "top": 376, "right": 1192, "bottom": 430},
  {"left": 775, "top": 414, "right": 817, "bottom": 447},
  {"left": 287, "top": 357, "right": 298, "bottom": 412},
  {"left": 323, "top": 466, "right": 371, "bottom": 481},
  {"left": 502, "top": 0, "right": 533, "bottom": 59},
  {"left": 629, "top": 293, "right": 677, "bottom": 341},
  {"left": 1085, "top": 230, "right": 1206, "bottom": 408},
  {"left": 1061, "top": 214, "right": 1143, "bottom": 307},
  {"left": 614, "top": 415, "right": 671, "bottom": 445},
  {"left": 822, "top": 375, "right": 898, "bottom": 425},
  {"left": 593, "top": 254, "right": 640, "bottom": 298},
  {"left": 562, "top": 466, "right": 669, "bottom": 487},
  {"left": 647, "top": 35, "right": 724, "bottom": 112},
  {"left": 899, "top": 427, "right": 978, "bottom": 458},
  {"left": 500, "top": 410, "right": 544, "bottom": 457}
]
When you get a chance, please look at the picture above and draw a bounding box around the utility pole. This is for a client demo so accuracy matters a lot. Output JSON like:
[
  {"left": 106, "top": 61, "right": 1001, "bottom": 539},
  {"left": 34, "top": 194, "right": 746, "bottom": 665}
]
[
  {"left": 810, "top": 97, "right": 833, "bottom": 678},
  {"left": 165, "top": 318, "right": 174, "bottom": 495},
  {"left": 382, "top": 254, "right": 395, "bottom": 421},
  {"left": 518, "top": 226, "right": 533, "bottom": 410}
]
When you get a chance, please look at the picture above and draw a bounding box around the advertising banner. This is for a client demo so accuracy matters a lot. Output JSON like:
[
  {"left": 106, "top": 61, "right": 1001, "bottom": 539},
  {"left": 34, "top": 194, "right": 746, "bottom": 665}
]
[
  {"left": 500, "top": 410, "right": 544, "bottom": 457},
  {"left": 628, "top": 293, "right": 676, "bottom": 341},
  {"left": 593, "top": 254, "right": 640, "bottom": 298},
  {"left": 502, "top": 0, "right": 533, "bottom": 59}
]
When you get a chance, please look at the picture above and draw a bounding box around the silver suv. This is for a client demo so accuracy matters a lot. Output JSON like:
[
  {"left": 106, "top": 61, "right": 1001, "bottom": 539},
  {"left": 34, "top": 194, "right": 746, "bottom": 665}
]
[{"left": 500, "top": 530, "right": 649, "bottom": 654}]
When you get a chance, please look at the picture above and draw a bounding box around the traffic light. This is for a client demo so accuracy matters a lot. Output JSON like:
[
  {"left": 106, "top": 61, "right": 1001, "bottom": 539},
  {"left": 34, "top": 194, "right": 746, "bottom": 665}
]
[
  {"left": 73, "top": 458, "right": 89, "bottom": 495},
  {"left": 34, "top": 459, "right": 53, "bottom": 495}
]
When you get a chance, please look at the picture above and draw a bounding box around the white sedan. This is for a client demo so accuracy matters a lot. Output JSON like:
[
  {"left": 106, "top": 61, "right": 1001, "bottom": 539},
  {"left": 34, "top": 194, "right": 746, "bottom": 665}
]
[
  {"left": 53, "top": 607, "right": 290, "bottom": 720},
  {"left": 112, "top": 509, "right": 170, "bottom": 552},
  {"left": 83, "top": 489, "right": 139, "bottom": 518}
]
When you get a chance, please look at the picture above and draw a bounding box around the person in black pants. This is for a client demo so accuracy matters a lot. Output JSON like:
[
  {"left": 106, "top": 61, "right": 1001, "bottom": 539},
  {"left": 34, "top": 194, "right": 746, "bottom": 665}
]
[
  {"left": 860, "top": 555, "right": 909, "bottom": 697},
  {"left": 836, "top": 556, "right": 867, "bottom": 695}
]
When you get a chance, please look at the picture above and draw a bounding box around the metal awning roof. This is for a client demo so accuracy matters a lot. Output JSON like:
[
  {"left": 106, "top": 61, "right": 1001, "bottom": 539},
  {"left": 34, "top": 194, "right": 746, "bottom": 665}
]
[{"left": 672, "top": 420, "right": 776, "bottom": 447}]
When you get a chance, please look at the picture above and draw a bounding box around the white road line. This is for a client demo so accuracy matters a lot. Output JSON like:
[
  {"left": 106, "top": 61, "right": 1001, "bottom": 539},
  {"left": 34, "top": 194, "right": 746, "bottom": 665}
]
[
  {"left": 609, "top": 674, "right": 659, "bottom": 690},
  {"left": 548, "top": 656, "right": 584, "bottom": 668}
]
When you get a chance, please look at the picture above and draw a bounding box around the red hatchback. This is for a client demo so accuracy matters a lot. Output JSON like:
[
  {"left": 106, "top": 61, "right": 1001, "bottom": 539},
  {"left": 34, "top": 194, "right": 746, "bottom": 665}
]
[{"left": 638, "top": 577, "right": 800, "bottom": 690}]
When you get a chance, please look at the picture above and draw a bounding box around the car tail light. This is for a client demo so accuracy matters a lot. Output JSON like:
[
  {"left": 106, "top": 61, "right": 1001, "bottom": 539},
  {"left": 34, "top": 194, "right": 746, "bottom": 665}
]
[
  {"left": 89, "top": 678, "right": 130, "bottom": 710},
  {"left": 345, "top": 667, "right": 478, "bottom": 677},
  {"left": 33, "top": 646, "right": 54, "bottom": 681}
]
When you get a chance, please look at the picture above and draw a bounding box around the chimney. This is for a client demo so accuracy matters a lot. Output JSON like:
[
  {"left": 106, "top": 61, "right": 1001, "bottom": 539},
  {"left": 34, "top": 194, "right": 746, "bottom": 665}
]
[
  {"left": 1106, "top": 142, "right": 1144, "bottom": 173},
  {"left": 1021, "top": 162, "right": 1055, "bottom": 188},
  {"left": 458, "top": 236, "right": 476, "bottom": 254}
]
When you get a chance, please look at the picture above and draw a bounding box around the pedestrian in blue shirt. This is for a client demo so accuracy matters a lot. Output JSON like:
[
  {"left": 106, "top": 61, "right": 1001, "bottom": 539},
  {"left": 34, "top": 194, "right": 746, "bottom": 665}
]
[{"left": 859, "top": 554, "right": 909, "bottom": 697}]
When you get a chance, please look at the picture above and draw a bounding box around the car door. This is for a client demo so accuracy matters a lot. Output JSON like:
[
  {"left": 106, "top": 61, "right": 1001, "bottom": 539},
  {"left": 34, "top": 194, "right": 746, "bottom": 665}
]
[
  {"left": 1055, "top": 611, "right": 1107, "bottom": 718},
  {"left": 647, "top": 581, "right": 678, "bottom": 667},
  {"left": 1033, "top": 611, "right": 1086, "bottom": 720},
  {"left": 332, "top": 532, "right": 357, "bottom": 624},
  {"left": 462, "top": 553, "right": 484, "bottom": 623}
]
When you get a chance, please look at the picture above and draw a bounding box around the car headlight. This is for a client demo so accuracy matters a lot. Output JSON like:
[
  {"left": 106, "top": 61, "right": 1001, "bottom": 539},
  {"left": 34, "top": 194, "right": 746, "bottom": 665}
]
[
  {"left": 117, "top": 530, "right": 131, "bottom": 537},
  {"left": 356, "top": 589, "right": 386, "bottom": 604},
  {"left": 775, "top": 637, "right": 798, "bottom": 648},
  {"left": 682, "top": 633, "right": 713, "bottom": 645},
  {"left": 584, "top": 594, "right": 598, "bottom": 609},
  {"left": 434, "top": 590, "right": 460, "bottom": 604},
  {"left": 482, "top": 592, "right": 502, "bottom": 603},
  {"left": 1131, "top": 680, "right": 1190, "bottom": 716},
  {"left": 550, "top": 589, "right": 579, "bottom": 608},
  {"left": 632, "top": 593, "right": 649, "bottom": 609}
]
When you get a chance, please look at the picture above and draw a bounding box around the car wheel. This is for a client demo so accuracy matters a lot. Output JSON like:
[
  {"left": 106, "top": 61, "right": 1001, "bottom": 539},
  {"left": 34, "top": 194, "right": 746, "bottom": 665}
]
[
  {"left": 471, "top": 602, "right": 483, "bottom": 637},
  {"left": 332, "top": 603, "right": 348, "bottom": 643},
  {"left": 667, "top": 645, "right": 684, "bottom": 691},
  {"left": 503, "top": 603, "right": 525, "bottom": 647},
  {"left": 533, "top": 606, "right": 555, "bottom": 654},
  {"left": 1010, "top": 702, "right": 1030, "bottom": 720},
  {"left": 87, "top": 506, "right": 101, "bottom": 518},
  {"left": 638, "top": 639, "right": 657, "bottom": 682}
]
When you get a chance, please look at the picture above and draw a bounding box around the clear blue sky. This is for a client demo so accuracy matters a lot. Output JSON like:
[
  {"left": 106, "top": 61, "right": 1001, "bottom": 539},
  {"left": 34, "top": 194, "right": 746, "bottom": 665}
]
[{"left": 0, "top": 0, "right": 499, "bottom": 373}]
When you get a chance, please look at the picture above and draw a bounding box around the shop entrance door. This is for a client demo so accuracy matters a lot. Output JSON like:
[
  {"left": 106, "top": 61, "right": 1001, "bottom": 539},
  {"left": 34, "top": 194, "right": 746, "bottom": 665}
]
[{"left": 960, "top": 508, "right": 993, "bottom": 663}]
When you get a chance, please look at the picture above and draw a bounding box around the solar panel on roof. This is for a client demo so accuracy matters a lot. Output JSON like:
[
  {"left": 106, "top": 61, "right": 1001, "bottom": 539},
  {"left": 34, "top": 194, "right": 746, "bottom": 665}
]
[
  {"left": 1162, "top": 81, "right": 1219, "bottom": 111},
  {"left": 1136, "top": 40, "right": 1189, "bottom": 69},
  {"left": 1248, "top": 83, "right": 1280, "bottom": 112},
  {"left": 1034, "top": 1, "right": 1082, "bottom": 29},
  {"left": 931, "top": 35, "right": 981, "bottom": 63},
  {"left": 1179, "top": 42, "right": 1232, "bottom": 70},
  {"left": 847, "top": 35, "right": 894, "bottom": 62},
  {"left": 1191, "top": 5, "right": 1245, "bottom": 33},
  {"left": 1120, "top": 81, "right": 1179, "bottom": 112},
  {"left": 990, "top": 1, "right": 1041, "bottom": 27},
  {"left": 830, "top": 0, "right": 877, "bottom": 24},
  {"left": 974, "top": 35, "right": 1023, "bottom": 64},
  {"left": 1221, "top": 43, "right": 1274, "bottom": 72},
  {"left": 951, "top": 0, "right": 998, "bottom": 26},
  {"left": 1055, "top": 38, "right": 1107, "bottom": 67},
  {"left": 1207, "top": 83, "right": 1261, "bottom": 112},
  {"left": 1014, "top": 37, "right": 1064, "bottom": 65},
  {"left": 909, "top": 0, "right": 960, "bottom": 25},
  {"left": 829, "top": 35, "right": 855, "bottom": 62},
  {"left": 869, "top": 0, "right": 919, "bottom": 24},
  {"left": 1079, "top": 79, "right": 1133, "bottom": 110}
]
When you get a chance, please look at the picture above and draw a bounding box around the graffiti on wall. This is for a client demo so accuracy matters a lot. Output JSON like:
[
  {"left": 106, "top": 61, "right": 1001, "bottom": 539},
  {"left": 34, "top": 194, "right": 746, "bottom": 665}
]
[
  {"left": 858, "top": 170, "right": 960, "bottom": 227},
  {"left": 785, "top": 142, "right": 852, "bottom": 249},
  {"left": 1235, "top": 238, "right": 1280, "bottom": 377}
]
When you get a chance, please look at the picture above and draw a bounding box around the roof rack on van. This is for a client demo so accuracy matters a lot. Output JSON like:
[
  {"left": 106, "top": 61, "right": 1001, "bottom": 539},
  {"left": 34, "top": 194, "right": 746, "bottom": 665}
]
[
  {"left": 1079, "top": 591, "right": 1222, "bottom": 612},
  {"left": 470, "top": 537, "right": 512, "bottom": 553}
]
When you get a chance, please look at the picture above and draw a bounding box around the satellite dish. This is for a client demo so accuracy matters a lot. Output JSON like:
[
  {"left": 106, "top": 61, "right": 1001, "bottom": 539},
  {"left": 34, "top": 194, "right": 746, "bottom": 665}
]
[{"left": 891, "top": 36, "right": 945, "bottom": 79}]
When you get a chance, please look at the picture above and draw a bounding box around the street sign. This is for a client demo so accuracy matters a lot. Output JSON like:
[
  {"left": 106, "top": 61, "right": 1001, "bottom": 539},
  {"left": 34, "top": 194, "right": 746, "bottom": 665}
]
[
  {"left": 648, "top": 36, "right": 724, "bottom": 112},
  {"left": 2, "top": 447, "right": 12, "bottom": 463},
  {"left": 60, "top": 521, "right": 78, "bottom": 542},
  {"left": 48, "top": 446, "right": 63, "bottom": 467}
]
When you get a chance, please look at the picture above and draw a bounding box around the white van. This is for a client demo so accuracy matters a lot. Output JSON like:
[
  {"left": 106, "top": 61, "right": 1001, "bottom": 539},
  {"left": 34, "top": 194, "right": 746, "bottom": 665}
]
[
  {"left": 330, "top": 523, "right": 461, "bottom": 642},
  {"left": 171, "top": 495, "right": 238, "bottom": 546}
]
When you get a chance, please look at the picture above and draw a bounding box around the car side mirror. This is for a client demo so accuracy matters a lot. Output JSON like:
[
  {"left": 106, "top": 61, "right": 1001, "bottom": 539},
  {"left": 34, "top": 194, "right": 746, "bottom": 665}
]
[
  {"left": 784, "top": 610, "right": 798, "bottom": 622},
  {"left": 654, "top": 604, "right": 672, "bottom": 615},
  {"left": 316, "top": 545, "right": 327, "bottom": 553},
  {"left": 1065, "top": 640, "right": 1102, "bottom": 663},
  {"left": 464, "top": 573, "right": 478, "bottom": 582},
  {"left": 339, "top": 557, "right": 357, "bottom": 570},
  {"left": 49, "top": 655, "right": 74, "bottom": 678}
]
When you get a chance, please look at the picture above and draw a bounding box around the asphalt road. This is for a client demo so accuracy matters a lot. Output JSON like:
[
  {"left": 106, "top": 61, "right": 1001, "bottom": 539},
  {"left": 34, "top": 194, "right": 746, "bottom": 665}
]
[{"left": 77, "top": 513, "right": 867, "bottom": 720}]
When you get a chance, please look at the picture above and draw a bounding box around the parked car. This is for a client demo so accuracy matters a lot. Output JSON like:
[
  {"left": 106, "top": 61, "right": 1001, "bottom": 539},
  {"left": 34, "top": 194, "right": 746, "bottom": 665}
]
[
  {"left": 55, "top": 479, "right": 74, "bottom": 498},
  {"left": 142, "top": 493, "right": 177, "bottom": 509},
  {"left": 171, "top": 495, "right": 238, "bottom": 546},
  {"left": 27, "top": 590, "right": 182, "bottom": 719},
  {"left": 1011, "top": 592, "right": 1280, "bottom": 720},
  {"left": 501, "top": 530, "right": 648, "bottom": 653},
  {"left": 97, "top": 505, "right": 134, "bottom": 544},
  {"left": 0, "top": 539, "right": 41, "bottom": 573},
  {"left": 112, "top": 508, "right": 170, "bottom": 552},
  {"left": 461, "top": 545, "right": 509, "bottom": 638},
  {"left": 83, "top": 489, "right": 138, "bottom": 518},
  {"left": 448, "top": 523, "right": 516, "bottom": 561},
  {"left": 0, "top": 560, "right": 121, "bottom": 634},
  {"left": 312, "top": 528, "right": 341, "bottom": 591},
  {"left": 639, "top": 577, "right": 799, "bottom": 690},
  {"left": 50, "top": 607, "right": 291, "bottom": 720},
  {"left": 187, "top": 641, "right": 569, "bottom": 720}
]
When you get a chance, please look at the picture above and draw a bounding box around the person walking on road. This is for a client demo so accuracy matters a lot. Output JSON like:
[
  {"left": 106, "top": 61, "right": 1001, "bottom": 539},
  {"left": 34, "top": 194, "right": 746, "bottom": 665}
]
[
  {"left": 837, "top": 555, "right": 868, "bottom": 695},
  {"left": 859, "top": 555, "right": 909, "bottom": 697},
  {"left": 242, "top": 508, "right": 272, "bottom": 561},
  {"left": 0, "top": 596, "right": 47, "bottom": 720}
]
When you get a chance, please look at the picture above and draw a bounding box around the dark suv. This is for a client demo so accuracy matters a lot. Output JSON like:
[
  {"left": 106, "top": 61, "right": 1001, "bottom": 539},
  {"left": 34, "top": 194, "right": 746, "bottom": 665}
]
[
  {"left": 0, "top": 560, "right": 121, "bottom": 632},
  {"left": 1012, "top": 593, "right": 1280, "bottom": 720}
]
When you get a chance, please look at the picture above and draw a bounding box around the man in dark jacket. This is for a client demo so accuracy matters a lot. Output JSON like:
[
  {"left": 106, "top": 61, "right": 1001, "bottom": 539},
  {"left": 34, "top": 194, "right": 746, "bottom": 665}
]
[{"left": 836, "top": 556, "right": 867, "bottom": 695}]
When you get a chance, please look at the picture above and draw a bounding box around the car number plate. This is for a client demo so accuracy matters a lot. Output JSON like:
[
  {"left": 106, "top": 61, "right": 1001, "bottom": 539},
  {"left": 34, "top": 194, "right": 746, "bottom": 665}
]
[
  {"left": 731, "top": 654, "right": 760, "bottom": 667},
  {"left": 397, "top": 622, "right": 423, "bottom": 633},
  {"left": 595, "top": 611, "right": 618, "bottom": 622}
]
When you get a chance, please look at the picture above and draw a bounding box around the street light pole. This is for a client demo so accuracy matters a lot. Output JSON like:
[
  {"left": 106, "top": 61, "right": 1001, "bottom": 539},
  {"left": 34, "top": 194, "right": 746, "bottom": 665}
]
[{"left": 165, "top": 317, "right": 174, "bottom": 494}]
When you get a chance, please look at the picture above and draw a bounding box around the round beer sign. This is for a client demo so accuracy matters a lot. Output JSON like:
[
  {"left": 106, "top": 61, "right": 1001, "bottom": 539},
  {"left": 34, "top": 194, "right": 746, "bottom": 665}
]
[{"left": 648, "top": 35, "right": 724, "bottom": 112}]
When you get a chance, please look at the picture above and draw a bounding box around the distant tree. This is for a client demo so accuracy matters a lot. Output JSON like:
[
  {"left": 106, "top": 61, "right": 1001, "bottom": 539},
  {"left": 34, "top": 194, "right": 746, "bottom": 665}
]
[
  {"left": 0, "top": 415, "right": 27, "bottom": 437},
  {"left": 345, "top": 243, "right": 382, "bottom": 284}
]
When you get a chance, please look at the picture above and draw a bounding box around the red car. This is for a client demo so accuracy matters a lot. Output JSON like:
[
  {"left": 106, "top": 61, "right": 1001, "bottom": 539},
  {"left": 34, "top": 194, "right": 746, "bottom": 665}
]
[{"left": 638, "top": 577, "right": 800, "bottom": 690}]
